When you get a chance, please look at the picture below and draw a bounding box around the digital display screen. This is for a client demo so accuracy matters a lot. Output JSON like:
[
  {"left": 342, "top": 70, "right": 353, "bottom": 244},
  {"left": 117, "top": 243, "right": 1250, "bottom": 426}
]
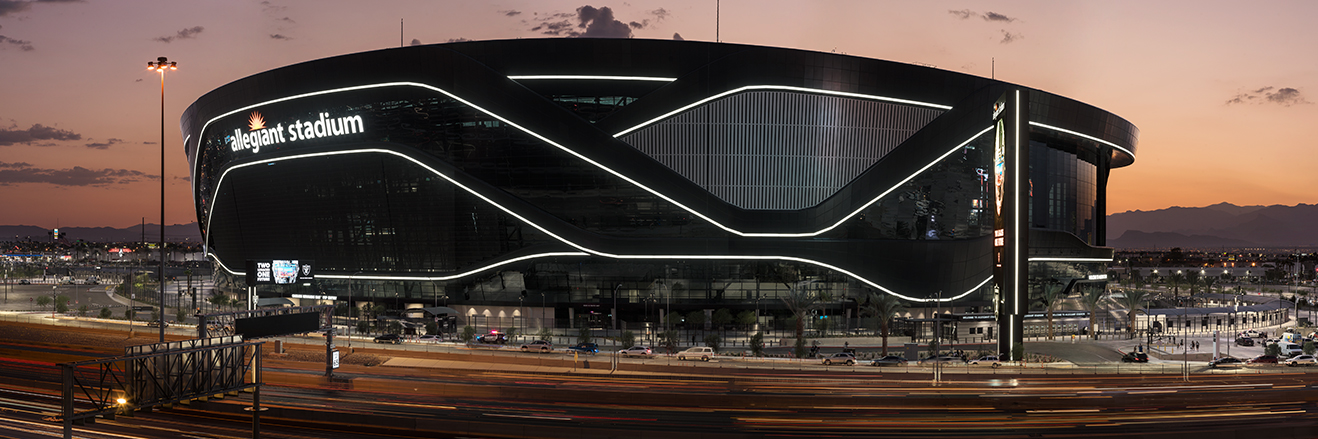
[
  {"left": 246, "top": 259, "right": 314, "bottom": 286},
  {"left": 272, "top": 260, "right": 299, "bottom": 284}
]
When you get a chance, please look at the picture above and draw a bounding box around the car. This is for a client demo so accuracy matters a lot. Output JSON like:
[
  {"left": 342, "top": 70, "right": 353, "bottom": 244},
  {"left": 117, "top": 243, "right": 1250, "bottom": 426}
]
[
  {"left": 477, "top": 332, "right": 508, "bottom": 344},
  {"left": 1284, "top": 355, "right": 1317, "bottom": 366},
  {"left": 969, "top": 355, "right": 1002, "bottom": 366},
  {"left": 417, "top": 334, "right": 442, "bottom": 343},
  {"left": 618, "top": 346, "right": 653, "bottom": 357},
  {"left": 821, "top": 352, "right": 857, "bottom": 365},
  {"left": 567, "top": 343, "right": 599, "bottom": 354},
  {"left": 677, "top": 346, "right": 716, "bottom": 361},
  {"left": 1241, "top": 329, "right": 1262, "bottom": 338},
  {"left": 520, "top": 340, "right": 554, "bottom": 353},
  {"left": 870, "top": 355, "right": 908, "bottom": 366},
  {"left": 1120, "top": 352, "right": 1149, "bottom": 363},
  {"left": 1209, "top": 357, "right": 1244, "bottom": 369},
  {"left": 146, "top": 320, "right": 169, "bottom": 328},
  {"left": 1246, "top": 355, "right": 1279, "bottom": 365},
  {"left": 18, "top": 280, "right": 30, "bottom": 285},
  {"left": 1278, "top": 343, "right": 1303, "bottom": 357},
  {"left": 919, "top": 355, "right": 965, "bottom": 364},
  {"left": 373, "top": 334, "right": 403, "bottom": 344},
  {"left": 1234, "top": 337, "right": 1254, "bottom": 347}
]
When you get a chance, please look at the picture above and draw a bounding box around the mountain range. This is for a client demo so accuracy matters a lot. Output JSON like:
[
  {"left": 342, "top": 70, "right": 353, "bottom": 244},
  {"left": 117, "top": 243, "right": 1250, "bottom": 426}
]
[
  {"left": 1107, "top": 202, "right": 1318, "bottom": 249},
  {"left": 1, "top": 223, "right": 203, "bottom": 244}
]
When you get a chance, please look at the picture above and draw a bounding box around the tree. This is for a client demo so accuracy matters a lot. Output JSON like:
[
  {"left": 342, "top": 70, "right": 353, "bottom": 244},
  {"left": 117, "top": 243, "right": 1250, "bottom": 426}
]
[
  {"left": 124, "top": 308, "right": 136, "bottom": 321},
  {"left": 175, "top": 307, "right": 188, "bottom": 323},
  {"left": 356, "top": 320, "right": 371, "bottom": 335},
  {"left": 686, "top": 310, "right": 706, "bottom": 329},
  {"left": 99, "top": 307, "right": 112, "bottom": 319},
  {"left": 703, "top": 334, "right": 721, "bottom": 352},
  {"left": 1080, "top": 285, "right": 1107, "bottom": 339},
  {"left": 77, "top": 304, "right": 89, "bottom": 317},
  {"left": 1167, "top": 272, "right": 1185, "bottom": 301},
  {"left": 750, "top": 331, "right": 765, "bottom": 357},
  {"left": 1304, "top": 341, "right": 1316, "bottom": 356},
  {"left": 577, "top": 326, "right": 592, "bottom": 344},
  {"left": 1265, "top": 342, "right": 1281, "bottom": 357},
  {"left": 658, "top": 330, "right": 678, "bottom": 354},
  {"left": 55, "top": 295, "right": 70, "bottom": 314},
  {"left": 781, "top": 281, "right": 821, "bottom": 358},
  {"left": 1036, "top": 281, "right": 1064, "bottom": 340},
  {"left": 859, "top": 291, "right": 906, "bottom": 355},
  {"left": 37, "top": 295, "right": 51, "bottom": 310},
  {"left": 1116, "top": 289, "right": 1150, "bottom": 339},
  {"left": 711, "top": 309, "right": 734, "bottom": 331},
  {"left": 620, "top": 330, "right": 635, "bottom": 348},
  {"left": 537, "top": 327, "right": 552, "bottom": 342},
  {"left": 460, "top": 325, "right": 476, "bottom": 342},
  {"left": 1185, "top": 270, "right": 1201, "bottom": 298},
  {"left": 735, "top": 310, "right": 757, "bottom": 329}
]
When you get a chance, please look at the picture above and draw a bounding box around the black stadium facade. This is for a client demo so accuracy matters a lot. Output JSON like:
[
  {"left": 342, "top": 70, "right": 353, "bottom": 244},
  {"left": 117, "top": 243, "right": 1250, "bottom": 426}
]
[{"left": 182, "top": 39, "right": 1138, "bottom": 343}]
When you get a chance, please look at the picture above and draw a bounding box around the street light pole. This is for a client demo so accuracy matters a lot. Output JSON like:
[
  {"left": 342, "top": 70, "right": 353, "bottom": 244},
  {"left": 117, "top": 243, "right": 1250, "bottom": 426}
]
[{"left": 147, "top": 56, "right": 176, "bottom": 343}]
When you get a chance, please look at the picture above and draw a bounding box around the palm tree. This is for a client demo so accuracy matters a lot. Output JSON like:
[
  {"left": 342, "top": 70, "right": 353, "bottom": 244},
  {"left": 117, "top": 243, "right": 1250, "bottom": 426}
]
[
  {"left": 859, "top": 291, "right": 906, "bottom": 355},
  {"left": 1080, "top": 285, "right": 1107, "bottom": 340},
  {"left": 1185, "top": 270, "right": 1201, "bottom": 298},
  {"left": 1037, "top": 281, "right": 1065, "bottom": 340},
  {"left": 1167, "top": 272, "right": 1185, "bottom": 301},
  {"left": 1198, "top": 277, "right": 1216, "bottom": 306},
  {"left": 1116, "top": 289, "right": 1151, "bottom": 339},
  {"left": 781, "top": 281, "right": 820, "bottom": 358}
]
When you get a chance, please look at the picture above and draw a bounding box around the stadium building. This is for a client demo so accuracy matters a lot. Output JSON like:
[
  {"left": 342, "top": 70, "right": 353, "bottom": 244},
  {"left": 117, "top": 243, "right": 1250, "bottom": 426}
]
[{"left": 182, "top": 39, "right": 1137, "bottom": 334}]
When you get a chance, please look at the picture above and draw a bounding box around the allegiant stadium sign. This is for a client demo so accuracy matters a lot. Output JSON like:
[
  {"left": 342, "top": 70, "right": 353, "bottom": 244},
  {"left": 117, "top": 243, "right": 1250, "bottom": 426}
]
[{"left": 228, "top": 110, "right": 365, "bottom": 153}]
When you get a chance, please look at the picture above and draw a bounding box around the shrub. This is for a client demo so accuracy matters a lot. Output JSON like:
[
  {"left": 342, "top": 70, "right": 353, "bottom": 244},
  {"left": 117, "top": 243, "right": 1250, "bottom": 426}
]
[
  {"left": 750, "top": 332, "right": 764, "bottom": 357},
  {"left": 537, "top": 327, "right": 552, "bottom": 342},
  {"left": 703, "top": 334, "right": 721, "bottom": 352},
  {"left": 620, "top": 330, "right": 635, "bottom": 348},
  {"left": 99, "top": 307, "right": 112, "bottom": 319},
  {"left": 460, "top": 325, "right": 476, "bottom": 342},
  {"left": 577, "top": 326, "right": 592, "bottom": 344}
]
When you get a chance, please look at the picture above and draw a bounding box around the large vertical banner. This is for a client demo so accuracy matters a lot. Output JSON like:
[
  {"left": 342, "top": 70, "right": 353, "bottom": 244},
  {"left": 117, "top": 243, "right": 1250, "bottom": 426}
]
[{"left": 993, "top": 90, "right": 1029, "bottom": 360}]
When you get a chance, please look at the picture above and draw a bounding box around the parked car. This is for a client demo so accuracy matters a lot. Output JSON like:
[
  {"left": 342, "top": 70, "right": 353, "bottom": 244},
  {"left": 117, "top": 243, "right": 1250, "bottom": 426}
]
[
  {"left": 18, "top": 279, "right": 30, "bottom": 285},
  {"left": 821, "top": 352, "right": 857, "bottom": 365},
  {"left": 618, "top": 346, "right": 653, "bottom": 357},
  {"left": 477, "top": 332, "right": 508, "bottom": 344},
  {"left": 1209, "top": 357, "right": 1244, "bottom": 369},
  {"left": 1284, "top": 355, "right": 1317, "bottom": 367},
  {"left": 1278, "top": 343, "right": 1303, "bottom": 357},
  {"left": 417, "top": 334, "right": 442, "bottom": 343},
  {"left": 520, "top": 340, "right": 553, "bottom": 353},
  {"left": 1246, "top": 355, "right": 1279, "bottom": 365},
  {"left": 1120, "top": 352, "right": 1148, "bottom": 363},
  {"left": 146, "top": 320, "right": 168, "bottom": 328},
  {"left": 1240, "top": 329, "right": 1262, "bottom": 338},
  {"left": 677, "top": 346, "right": 716, "bottom": 361},
  {"left": 870, "top": 355, "right": 908, "bottom": 367},
  {"left": 919, "top": 355, "right": 965, "bottom": 364},
  {"left": 1234, "top": 337, "right": 1254, "bottom": 347},
  {"left": 567, "top": 343, "right": 599, "bottom": 354},
  {"left": 373, "top": 334, "right": 403, "bottom": 344},
  {"left": 969, "top": 355, "right": 1002, "bottom": 366}
]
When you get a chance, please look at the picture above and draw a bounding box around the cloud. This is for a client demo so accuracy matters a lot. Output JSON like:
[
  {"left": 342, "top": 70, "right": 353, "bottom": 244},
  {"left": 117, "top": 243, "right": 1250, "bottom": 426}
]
[
  {"left": 650, "top": 8, "right": 670, "bottom": 21},
  {"left": 0, "top": 34, "right": 33, "bottom": 51},
  {"left": 269, "top": 34, "right": 292, "bottom": 40},
  {"left": 1000, "top": 30, "right": 1022, "bottom": 44},
  {"left": 1226, "top": 86, "right": 1312, "bottom": 106},
  {"left": 525, "top": 5, "right": 639, "bottom": 38},
  {"left": 0, "top": 1, "right": 32, "bottom": 17},
  {"left": 0, "top": 162, "right": 157, "bottom": 186},
  {"left": 142, "top": 141, "right": 157, "bottom": 145},
  {"left": 134, "top": 78, "right": 143, "bottom": 82},
  {"left": 499, "top": 9, "right": 521, "bottom": 17},
  {"left": 672, "top": 32, "right": 683, "bottom": 40},
  {"left": 153, "top": 26, "right": 204, "bottom": 43},
  {"left": 174, "top": 175, "right": 191, "bottom": 182},
  {"left": 949, "top": 9, "right": 1018, "bottom": 23},
  {"left": 0, "top": 123, "right": 82, "bottom": 146},
  {"left": 83, "top": 138, "right": 123, "bottom": 150}
]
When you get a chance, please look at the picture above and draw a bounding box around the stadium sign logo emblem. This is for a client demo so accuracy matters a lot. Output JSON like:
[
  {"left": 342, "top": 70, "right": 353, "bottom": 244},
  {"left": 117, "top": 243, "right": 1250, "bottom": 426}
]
[{"left": 229, "top": 110, "right": 365, "bottom": 154}]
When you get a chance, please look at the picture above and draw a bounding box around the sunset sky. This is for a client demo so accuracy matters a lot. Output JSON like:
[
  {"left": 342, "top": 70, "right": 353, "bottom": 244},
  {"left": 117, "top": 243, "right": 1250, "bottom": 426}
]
[{"left": 1, "top": 0, "right": 1314, "bottom": 229}]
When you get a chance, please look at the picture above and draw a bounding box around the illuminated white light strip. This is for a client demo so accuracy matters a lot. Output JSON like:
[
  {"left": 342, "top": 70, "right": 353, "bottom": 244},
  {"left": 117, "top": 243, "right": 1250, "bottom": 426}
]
[
  {"left": 1014, "top": 90, "right": 1021, "bottom": 316},
  {"left": 213, "top": 251, "right": 589, "bottom": 281},
  {"left": 204, "top": 148, "right": 985, "bottom": 303},
  {"left": 613, "top": 84, "right": 953, "bottom": 138},
  {"left": 195, "top": 82, "right": 989, "bottom": 241},
  {"left": 508, "top": 75, "right": 676, "bottom": 82},
  {"left": 1030, "top": 121, "right": 1136, "bottom": 162},
  {"left": 1028, "top": 257, "right": 1114, "bottom": 262}
]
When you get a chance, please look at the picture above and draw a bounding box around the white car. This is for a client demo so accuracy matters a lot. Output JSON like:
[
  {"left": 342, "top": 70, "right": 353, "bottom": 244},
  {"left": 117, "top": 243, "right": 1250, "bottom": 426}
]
[
  {"left": 1240, "top": 329, "right": 1261, "bottom": 338},
  {"left": 618, "top": 346, "right": 653, "bottom": 357},
  {"left": 1284, "top": 354, "right": 1316, "bottom": 366},
  {"left": 677, "top": 347, "right": 716, "bottom": 361},
  {"left": 969, "top": 355, "right": 1002, "bottom": 366},
  {"left": 519, "top": 340, "right": 553, "bottom": 353},
  {"left": 417, "top": 334, "right": 442, "bottom": 343},
  {"left": 821, "top": 352, "right": 856, "bottom": 365}
]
